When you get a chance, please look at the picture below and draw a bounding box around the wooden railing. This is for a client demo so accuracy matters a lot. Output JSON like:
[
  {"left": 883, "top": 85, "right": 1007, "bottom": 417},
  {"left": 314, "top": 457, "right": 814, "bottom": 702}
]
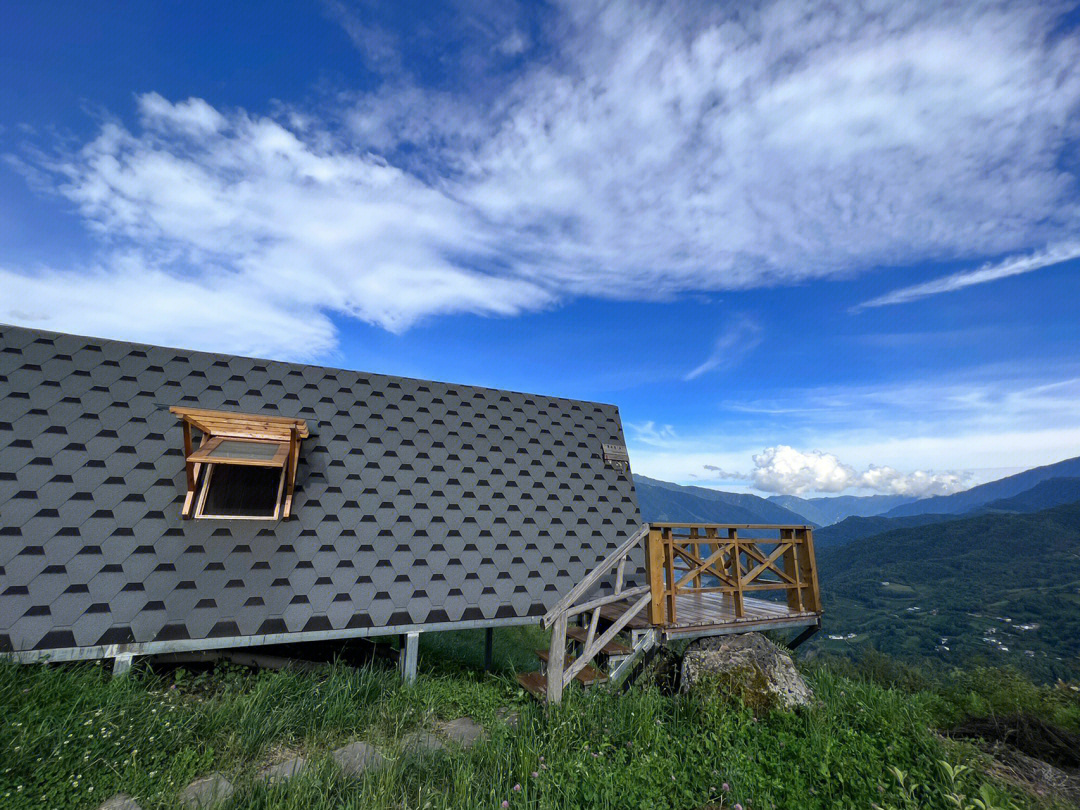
[
  {"left": 541, "top": 524, "right": 652, "bottom": 704},
  {"left": 645, "top": 523, "right": 820, "bottom": 626}
]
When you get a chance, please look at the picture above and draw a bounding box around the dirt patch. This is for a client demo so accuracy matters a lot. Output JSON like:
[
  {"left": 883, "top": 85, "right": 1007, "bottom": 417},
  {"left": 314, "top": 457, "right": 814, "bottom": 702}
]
[
  {"left": 949, "top": 714, "right": 1080, "bottom": 770},
  {"left": 949, "top": 714, "right": 1080, "bottom": 805}
]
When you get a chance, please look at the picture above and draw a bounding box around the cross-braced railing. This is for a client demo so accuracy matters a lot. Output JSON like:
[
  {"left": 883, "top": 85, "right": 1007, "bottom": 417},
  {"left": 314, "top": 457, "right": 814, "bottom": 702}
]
[
  {"left": 645, "top": 523, "right": 820, "bottom": 626},
  {"left": 540, "top": 524, "right": 652, "bottom": 703},
  {"left": 536, "top": 522, "right": 821, "bottom": 703}
]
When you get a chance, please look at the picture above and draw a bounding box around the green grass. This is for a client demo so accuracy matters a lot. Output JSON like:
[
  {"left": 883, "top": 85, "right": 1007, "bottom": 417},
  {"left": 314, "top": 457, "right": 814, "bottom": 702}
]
[{"left": 0, "top": 633, "right": 1072, "bottom": 810}]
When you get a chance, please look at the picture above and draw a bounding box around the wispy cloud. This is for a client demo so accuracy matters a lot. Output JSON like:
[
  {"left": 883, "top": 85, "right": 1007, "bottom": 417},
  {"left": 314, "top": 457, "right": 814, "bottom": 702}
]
[
  {"left": 684, "top": 315, "right": 762, "bottom": 380},
  {"left": 8, "top": 1, "right": 1080, "bottom": 356},
  {"left": 854, "top": 243, "right": 1080, "bottom": 311}
]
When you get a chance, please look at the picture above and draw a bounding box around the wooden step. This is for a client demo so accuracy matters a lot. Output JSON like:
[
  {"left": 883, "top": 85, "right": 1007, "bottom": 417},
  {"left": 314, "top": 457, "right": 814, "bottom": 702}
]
[
  {"left": 565, "top": 626, "right": 633, "bottom": 656},
  {"left": 535, "top": 650, "right": 609, "bottom": 685},
  {"left": 516, "top": 671, "right": 547, "bottom": 699},
  {"left": 598, "top": 602, "right": 651, "bottom": 630}
]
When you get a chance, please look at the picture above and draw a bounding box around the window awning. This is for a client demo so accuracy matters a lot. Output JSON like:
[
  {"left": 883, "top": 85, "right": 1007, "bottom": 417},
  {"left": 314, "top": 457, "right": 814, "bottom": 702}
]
[{"left": 171, "top": 406, "right": 309, "bottom": 519}]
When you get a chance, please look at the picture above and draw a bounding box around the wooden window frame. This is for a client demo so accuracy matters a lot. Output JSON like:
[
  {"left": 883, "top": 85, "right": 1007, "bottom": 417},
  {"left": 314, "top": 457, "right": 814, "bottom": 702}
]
[
  {"left": 171, "top": 406, "right": 308, "bottom": 520},
  {"left": 187, "top": 436, "right": 291, "bottom": 467}
]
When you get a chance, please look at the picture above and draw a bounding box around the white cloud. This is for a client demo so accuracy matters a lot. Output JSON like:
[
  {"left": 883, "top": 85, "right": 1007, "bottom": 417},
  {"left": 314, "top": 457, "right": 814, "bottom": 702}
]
[
  {"left": 4, "top": 95, "right": 554, "bottom": 350},
  {"left": 855, "top": 243, "right": 1080, "bottom": 310},
  {"left": 684, "top": 315, "right": 762, "bottom": 380},
  {"left": 9, "top": 1, "right": 1080, "bottom": 356},
  {"left": 0, "top": 254, "right": 336, "bottom": 360},
  {"left": 749, "top": 445, "right": 969, "bottom": 496},
  {"left": 625, "top": 371, "right": 1080, "bottom": 492}
]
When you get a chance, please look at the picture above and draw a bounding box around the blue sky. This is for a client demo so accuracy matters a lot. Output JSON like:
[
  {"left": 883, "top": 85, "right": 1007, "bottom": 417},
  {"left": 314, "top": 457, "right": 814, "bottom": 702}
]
[{"left": 3, "top": 1, "right": 1080, "bottom": 496}]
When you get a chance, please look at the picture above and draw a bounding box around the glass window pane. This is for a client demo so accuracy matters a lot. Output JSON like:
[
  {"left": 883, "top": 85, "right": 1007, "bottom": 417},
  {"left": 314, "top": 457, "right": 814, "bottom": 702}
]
[
  {"left": 201, "top": 465, "right": 281, "bottom": 517},
  {"left": 208, "top": 440, "right": 281, "bottom": 461}
]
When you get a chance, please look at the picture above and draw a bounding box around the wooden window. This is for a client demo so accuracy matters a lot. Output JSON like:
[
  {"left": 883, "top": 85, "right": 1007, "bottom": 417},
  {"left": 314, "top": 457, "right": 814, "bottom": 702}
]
[{"left": 171, "top": 407, "right": 308, "bottom": 520}]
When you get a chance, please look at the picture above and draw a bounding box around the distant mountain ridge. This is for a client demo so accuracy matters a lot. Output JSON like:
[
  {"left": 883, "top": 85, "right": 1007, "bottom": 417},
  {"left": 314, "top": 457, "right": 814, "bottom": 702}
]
[
  {"left": 634, "top": 475, "right": 813, "bottom": 526},
  {"left": 768, "top": 493, "right": 916, "bottom": 526},
  {"left": 882, "top": 456, "right": 1080, "bottom": 517},
  {"left": 815, "top": 474, "right": 1080, "bottom": 548},
  {"left": 813, "top": 512, "right": 957, "bottom": 548},
  {"left": 978, "top": 477, "right": 1080, "bottom": 514}
]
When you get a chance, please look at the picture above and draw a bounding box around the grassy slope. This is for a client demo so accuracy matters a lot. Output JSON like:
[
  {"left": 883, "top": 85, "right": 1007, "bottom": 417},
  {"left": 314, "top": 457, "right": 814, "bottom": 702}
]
[
  {"left": 2, "top": 631, "right": 1075, "bottom": 810},
  {"left": 815, "top": 503, "right": 1080, "bottom": 681}
]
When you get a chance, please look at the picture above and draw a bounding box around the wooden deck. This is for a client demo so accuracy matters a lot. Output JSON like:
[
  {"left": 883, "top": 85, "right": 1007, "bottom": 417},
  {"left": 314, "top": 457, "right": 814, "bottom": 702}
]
[
  {"left": 537, "top": 522, "right": 823, "bottom": 703},
  {"left": 599, "top": 592, "right": 819, "bottom": 639}
]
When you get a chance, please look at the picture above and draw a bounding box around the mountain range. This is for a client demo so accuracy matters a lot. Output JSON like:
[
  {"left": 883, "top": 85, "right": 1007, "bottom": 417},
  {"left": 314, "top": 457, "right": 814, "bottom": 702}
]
[
  {"left": 636, "top": 456, "right": 1080, "bottom": 532},
  {"left": 767, "top": 493, "right": 915, "bottom": 526},
  {"left": 633, "top": 475, "right": 811, "bottom": 526},
  {"left": 880, "top": 456, "right": 1080, "bottom": 517},
  {"left": 634, "top": 456, "right": 1080, "bottom": 680}
]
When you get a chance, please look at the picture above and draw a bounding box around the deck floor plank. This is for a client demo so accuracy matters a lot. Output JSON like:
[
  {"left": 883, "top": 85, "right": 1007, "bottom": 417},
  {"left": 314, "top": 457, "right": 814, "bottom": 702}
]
[{"left": 599, "top": 592, "right": 815, "bottom": 632}]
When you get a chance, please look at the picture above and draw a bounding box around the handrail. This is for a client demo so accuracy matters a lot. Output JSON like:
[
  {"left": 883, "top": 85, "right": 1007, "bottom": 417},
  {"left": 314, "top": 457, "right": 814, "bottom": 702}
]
[
  {"left": 645, "top": 524, "right": 820, "bottom": 626},
  {"left": 542, "top": 523, "right": 649, "bottom": 628}
]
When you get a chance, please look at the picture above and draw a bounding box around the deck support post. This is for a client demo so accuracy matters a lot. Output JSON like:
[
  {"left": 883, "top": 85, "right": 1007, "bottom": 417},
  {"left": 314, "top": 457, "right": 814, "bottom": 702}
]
[
  {"left": 788, "top": 622, "right": 820, "bottom": 651},
  {"left": 112, "top": 652, "right": 135, "bottom": 676},
  {"left": 546, "top": 614, "right": 568, "bottom": 704},
  {"left": 399, "top": 631, "right": 420, "bottom": 684},
  {"left": 484, "top": 628, "right": 494, "bottom": 671}
]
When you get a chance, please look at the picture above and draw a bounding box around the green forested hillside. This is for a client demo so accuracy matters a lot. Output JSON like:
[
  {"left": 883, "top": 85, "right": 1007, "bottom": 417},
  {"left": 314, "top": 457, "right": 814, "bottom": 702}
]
[
  {"left": 979, "top": 478, "right": 1080, "bottom": 514},
  {"left": 814, "top": 512, "right": 957, "bottom": 548},
  {"left": 634, "top": 475, "right": 812, "bottom": 525},
  {"left": 815, "top": 503, "right": 1080, "bottom": 681}
]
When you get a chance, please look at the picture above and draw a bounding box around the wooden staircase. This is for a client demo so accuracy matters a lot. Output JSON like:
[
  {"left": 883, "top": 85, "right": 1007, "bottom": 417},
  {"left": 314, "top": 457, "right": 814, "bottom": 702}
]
[
  {"left": 516, "top": 626, "right": 640, "bottom": 699},
  {"left": 517, "top": 525, "right": 658, "bottom": 702}
]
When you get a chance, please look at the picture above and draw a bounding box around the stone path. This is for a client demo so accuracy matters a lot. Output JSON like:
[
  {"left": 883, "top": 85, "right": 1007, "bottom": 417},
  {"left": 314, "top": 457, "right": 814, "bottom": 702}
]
[
  {"left": 439, "top": 716, "right": 487, "bottom": 746},
  {"left": 333, "top": 740, "right": 385, "bottom": 776},
  {"left": 98, "top": 712, "right": 510, "bottom": 810},
  {"left": 256, "top": 755, "right": 307, "bottom": 785},
  {"left": 178, "top": 773, "right": 234, "bottom": 809},
  {"left": 98, "top": 795, "right": 141, "bottom": 810},
  {"left": 402, "top": 730, "right": 445, "bottom": 754}
]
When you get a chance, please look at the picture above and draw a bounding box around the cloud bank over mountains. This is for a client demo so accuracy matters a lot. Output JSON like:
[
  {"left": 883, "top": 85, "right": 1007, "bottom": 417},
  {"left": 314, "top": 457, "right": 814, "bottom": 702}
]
[
  {"left": 681, "top": 445, "right": 969, "bottom": 497},
  {"left": 4, "top": 0, "right": 1080, "bottom": 356},
  {"left": 748, "top": 445, "right": 969, "bottom": 497}
]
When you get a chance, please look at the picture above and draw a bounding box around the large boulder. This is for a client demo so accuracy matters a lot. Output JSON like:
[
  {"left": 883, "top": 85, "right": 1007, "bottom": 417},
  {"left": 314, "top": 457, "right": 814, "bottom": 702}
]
[{"left": 680, "top": 632, "right": 812, "bottom": 710}]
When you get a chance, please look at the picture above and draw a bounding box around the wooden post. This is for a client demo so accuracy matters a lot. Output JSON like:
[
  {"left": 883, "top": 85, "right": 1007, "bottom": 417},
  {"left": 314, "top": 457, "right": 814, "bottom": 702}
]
[
  {"left": 645, "top": 527, "right": 666, "bottom": 625},
  {"left": 283, "top": 425, "right": 298, "bottom": 518},
  {"left": 798, "top": 528, "right": 821, "bottom": 613},
  {"left": 181, "top": 421, "right": 195, "bottom": 519},
  {"left": 399, "top": 631, "right": 419, "bottom": 684},
  {"left": 546, "top": 614, "right": 568, "bottom": 704},
  {"left": 691, "top": 526, "right": 701, "bottom": 589},
  {"left": 782, "top": 528, "right": 803, "bottom": 612},
  {"left": 484, "top": 627, "right": 494, "bottom": 671},
  {"left": 729, "top": 528, "right": 744, "bottom": 619},
  {"left": 664, "top": 529, "right": 677, "bottom": 625}
]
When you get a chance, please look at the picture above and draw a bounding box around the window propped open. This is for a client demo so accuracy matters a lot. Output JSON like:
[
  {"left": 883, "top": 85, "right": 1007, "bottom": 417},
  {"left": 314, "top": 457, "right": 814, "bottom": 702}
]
[{"left": 171, "top": 407, "right": 309, "bottom": 520}]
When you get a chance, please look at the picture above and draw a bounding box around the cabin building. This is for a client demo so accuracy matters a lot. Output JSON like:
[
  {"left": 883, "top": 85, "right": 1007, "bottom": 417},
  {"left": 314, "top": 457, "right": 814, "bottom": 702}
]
[{"left": 0, "top": 324, "right": 821, "bottom": 701}]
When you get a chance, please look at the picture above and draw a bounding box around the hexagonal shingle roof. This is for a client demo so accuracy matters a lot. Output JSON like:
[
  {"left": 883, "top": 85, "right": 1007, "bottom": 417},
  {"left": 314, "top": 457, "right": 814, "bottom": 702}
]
[{"left": 0, "top": 325, "right": 642, "bottom": 656}]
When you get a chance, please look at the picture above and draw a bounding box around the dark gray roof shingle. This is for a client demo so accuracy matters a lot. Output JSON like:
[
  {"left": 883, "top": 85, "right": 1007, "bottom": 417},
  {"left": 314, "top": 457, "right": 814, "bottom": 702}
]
[{"left": 0, "top": 325, "right": 641, "bottom": 654}]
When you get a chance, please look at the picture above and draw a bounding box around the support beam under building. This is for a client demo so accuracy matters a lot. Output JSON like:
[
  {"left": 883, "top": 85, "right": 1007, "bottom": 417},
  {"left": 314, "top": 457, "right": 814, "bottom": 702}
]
[
  {"left": 112, "top": 652, "right": 135, "bottom": 676},
  {"left": 484, "top": 627, "right": 494, "bottom": 671},
  {"left": 399, "top": 631, "right": 420, "bottom": 684}
]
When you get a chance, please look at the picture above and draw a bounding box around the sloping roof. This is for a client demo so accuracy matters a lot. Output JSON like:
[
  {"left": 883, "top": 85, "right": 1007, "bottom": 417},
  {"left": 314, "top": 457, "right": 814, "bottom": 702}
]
[{"left": 0, "top": 324, "right": 641, "bottom": 655}]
